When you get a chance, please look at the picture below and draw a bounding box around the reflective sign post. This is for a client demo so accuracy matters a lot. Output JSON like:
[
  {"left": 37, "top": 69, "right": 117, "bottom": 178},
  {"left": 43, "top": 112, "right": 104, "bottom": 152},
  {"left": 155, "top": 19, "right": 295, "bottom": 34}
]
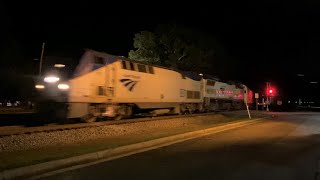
[
  {"left": 255, "top": 93, "right": 259, "bottom": 111},
  {"left": 244, "top": 87, "right": 251, "bottom": 119},
  {"left": 246, "top": 102, "right": 251, "bottom": 119},
  {"left": 266, "top": 82, "right": 270, "bottom": 111}
]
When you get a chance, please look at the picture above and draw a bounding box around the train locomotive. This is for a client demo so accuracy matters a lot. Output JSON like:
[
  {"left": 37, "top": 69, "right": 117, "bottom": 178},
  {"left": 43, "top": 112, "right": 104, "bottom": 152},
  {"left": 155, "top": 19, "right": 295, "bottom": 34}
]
[{"left": 64, "top": 49, "right": 253, "bottom": 122}]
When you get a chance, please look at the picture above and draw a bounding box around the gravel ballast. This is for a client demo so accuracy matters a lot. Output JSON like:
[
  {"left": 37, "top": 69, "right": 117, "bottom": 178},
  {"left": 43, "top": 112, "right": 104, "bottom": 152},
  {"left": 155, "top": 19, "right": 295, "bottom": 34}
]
[{"left": 0, "top": 114, "right": 230, "bottom": 152}]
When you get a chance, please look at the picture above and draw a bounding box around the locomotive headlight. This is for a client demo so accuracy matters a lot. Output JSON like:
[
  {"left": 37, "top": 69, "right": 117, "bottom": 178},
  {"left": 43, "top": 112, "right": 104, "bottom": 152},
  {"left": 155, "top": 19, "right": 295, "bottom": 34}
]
[
  {"left": 44, "top": 76, "right": 60, "bottom": 83},
  {"left": 35, "top": 84, "right": 45, "bottom": 89},
  {"left": 57, "top": 83, "right": 69, "bottom": 90}
]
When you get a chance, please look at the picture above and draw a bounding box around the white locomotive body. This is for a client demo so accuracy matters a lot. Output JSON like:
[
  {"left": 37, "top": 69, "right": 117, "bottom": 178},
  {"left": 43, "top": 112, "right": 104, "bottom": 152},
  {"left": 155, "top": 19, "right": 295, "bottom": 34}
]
[
  {"left": 67, "top": 49, "right": 253, "bottom": 121},
  {"left": 68, "top": 50, "right": 203, "bottom": 120}
]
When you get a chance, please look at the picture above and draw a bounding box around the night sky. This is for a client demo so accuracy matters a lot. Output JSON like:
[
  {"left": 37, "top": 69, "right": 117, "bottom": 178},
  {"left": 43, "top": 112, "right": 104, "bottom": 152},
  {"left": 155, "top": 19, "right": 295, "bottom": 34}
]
[{"left": 1, "top": 1, "right": 320, "bottom": 99}]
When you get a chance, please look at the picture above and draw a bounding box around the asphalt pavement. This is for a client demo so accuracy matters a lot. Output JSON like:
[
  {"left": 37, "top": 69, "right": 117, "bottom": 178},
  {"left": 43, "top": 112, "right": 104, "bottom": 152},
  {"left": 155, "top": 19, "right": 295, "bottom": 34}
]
[{"left": 38, "top": 112, "right": 320, "bottom": 180}]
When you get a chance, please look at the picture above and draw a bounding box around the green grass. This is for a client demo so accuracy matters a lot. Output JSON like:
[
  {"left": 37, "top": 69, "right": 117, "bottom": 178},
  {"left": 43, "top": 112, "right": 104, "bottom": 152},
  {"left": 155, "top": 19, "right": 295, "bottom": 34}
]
[{"left": 0, "top": 115, "right": 253, "bottom": 171}]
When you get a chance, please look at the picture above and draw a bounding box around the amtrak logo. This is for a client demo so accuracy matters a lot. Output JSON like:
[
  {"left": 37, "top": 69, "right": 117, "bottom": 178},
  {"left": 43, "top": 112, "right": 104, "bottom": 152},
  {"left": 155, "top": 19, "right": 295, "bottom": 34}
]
[{"left": 120, "top": 79, "right": 138, "bottom": 91}]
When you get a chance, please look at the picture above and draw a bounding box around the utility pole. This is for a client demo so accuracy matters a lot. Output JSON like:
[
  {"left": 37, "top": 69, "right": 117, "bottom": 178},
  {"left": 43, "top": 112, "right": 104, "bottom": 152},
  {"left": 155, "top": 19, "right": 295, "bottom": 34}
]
[{"left": 39, "top": 42, "right": 45, "bottom": 76}]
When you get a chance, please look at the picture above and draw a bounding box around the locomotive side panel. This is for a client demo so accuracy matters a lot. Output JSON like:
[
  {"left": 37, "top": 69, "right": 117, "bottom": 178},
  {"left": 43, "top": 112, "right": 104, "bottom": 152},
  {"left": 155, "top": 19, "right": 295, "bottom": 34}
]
[{"left": 113, "top": 60, "right": 202, "bottom": 108}]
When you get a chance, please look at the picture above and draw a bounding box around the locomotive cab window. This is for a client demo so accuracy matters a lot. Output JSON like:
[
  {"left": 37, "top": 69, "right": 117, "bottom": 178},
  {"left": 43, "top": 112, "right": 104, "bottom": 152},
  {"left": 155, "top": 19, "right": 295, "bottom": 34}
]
[
  {"left": 207, "top": 80, "right": 216, "bottom": 86},
  {"left": 94, "top": 56, "right": 104, "bottom": 65}
]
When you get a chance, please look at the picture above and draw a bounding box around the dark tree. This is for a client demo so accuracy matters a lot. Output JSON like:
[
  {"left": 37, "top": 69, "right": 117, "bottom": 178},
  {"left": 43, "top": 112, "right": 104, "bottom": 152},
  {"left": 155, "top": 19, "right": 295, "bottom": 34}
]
[{"left": 129, "top": 24, "right": 229, "bottom": 75}]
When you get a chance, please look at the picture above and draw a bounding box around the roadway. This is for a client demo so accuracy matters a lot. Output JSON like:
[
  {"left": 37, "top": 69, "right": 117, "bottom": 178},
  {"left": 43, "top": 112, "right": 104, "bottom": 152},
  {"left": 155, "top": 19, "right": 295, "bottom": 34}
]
[{"left": 38, "top": 112, "right": 320, "bottom": 180}]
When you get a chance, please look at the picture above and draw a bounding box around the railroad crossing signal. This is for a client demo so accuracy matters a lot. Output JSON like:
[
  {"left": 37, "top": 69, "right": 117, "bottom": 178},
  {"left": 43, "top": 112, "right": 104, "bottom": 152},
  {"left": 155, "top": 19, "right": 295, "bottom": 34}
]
[{"left": 266, "top": 87, "right": 276, "bottom": 97}]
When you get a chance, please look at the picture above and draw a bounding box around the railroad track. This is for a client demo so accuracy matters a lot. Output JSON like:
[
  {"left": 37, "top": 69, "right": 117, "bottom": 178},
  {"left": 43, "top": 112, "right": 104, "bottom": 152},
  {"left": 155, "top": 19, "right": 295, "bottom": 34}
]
[{"left": 0, "top": 112, "right": 230, "bottom": 138}]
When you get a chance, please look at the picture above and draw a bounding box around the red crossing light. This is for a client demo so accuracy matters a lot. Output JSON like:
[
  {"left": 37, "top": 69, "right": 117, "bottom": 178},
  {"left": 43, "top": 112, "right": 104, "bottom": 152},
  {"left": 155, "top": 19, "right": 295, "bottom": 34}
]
[{"left": 267, "top": 87, "right": 276, "bottom": 96}]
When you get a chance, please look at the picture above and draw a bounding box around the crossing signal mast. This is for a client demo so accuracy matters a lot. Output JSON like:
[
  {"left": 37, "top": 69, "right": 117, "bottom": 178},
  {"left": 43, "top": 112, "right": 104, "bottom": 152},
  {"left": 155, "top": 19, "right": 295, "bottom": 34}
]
[{"left": 266, "top": 82, "right": 276, "bottom": 111}]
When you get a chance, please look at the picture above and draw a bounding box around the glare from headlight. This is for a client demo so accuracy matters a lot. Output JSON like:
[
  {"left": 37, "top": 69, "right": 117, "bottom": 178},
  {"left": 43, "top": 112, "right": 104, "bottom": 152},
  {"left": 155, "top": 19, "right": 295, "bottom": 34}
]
[
  {"left": 44, "top": 76, "right": 60, "bottom": 83},
  {"left": 58, "top": 84, "right": 69, "bottom": 90},
  {"left": 35, "top": 84, "right": 45, "bottom": 89}
]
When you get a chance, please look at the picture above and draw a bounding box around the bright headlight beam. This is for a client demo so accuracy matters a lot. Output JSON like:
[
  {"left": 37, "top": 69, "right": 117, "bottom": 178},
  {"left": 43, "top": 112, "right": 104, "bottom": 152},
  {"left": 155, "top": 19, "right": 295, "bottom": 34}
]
[
  {"left": 58, "top": 84, "right": 69, "bottom": 90},
  {"left": 35, "top": 84, "right": 45, "bottom": 89},
  {"left": 44, "top": 76, "right": 60, "bottom": 83}
]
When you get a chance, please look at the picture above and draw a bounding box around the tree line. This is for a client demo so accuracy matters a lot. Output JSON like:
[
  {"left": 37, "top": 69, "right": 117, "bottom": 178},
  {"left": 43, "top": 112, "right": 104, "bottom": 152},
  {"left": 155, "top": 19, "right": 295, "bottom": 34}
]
[{"left": 128, "top": 24, "right": 233, "bottom": 77}]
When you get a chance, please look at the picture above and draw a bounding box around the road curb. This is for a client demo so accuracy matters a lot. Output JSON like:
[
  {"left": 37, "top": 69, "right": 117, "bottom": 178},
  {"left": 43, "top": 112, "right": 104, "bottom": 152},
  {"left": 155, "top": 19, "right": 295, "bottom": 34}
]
[{"left": 1, "top": 118, "right": 262, "bottom": 180}]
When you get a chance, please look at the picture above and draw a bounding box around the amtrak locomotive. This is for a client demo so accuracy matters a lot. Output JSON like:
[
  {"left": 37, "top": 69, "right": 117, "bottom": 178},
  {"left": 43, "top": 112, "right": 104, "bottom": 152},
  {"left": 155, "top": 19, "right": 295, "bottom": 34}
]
[{"left": 62, "top": 49, "right": 253, "bottom": 122}]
